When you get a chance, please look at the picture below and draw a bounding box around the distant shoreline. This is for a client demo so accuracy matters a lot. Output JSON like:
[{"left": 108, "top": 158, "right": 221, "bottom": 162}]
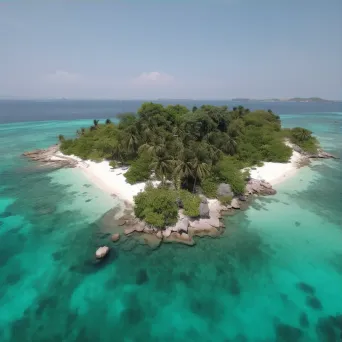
[{"left": 231, "top": 97, "right": 338, "bottom": 103}]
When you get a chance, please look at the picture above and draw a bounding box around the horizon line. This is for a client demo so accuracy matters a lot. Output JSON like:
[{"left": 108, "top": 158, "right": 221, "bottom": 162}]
[{"left": 0, "top": 97, "right": 341, "bottom": 102}]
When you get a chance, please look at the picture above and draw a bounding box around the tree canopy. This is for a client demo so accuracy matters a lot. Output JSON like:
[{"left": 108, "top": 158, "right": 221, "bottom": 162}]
[
  {"left": 59, "top": 102, "right": 316, "bottom": 227},
  {"left": 287, "top": 127, "right": 319, "bottom": 153}
]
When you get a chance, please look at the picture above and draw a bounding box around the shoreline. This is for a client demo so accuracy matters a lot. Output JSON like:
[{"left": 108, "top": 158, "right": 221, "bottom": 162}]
[
  {"left": 55, "top": 151, "right": 159, "bottom": 205},
  {"left": 22, "top": 143, "right": 337, "bottom": 250},
  {"left": 248, "top": 148, "right": 306, "bottom": 187},
  {"left": 58, "top": 147, "right": 305, "bottom": 203}
]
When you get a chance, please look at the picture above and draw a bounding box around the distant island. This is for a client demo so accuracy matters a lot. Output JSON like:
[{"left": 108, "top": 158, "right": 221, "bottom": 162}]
[{"left": 232, "top": 97, "right": 336, "bottom": 103}]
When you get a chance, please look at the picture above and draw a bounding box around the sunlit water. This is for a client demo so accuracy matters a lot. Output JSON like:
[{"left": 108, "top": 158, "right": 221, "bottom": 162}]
[{"left": 0, "top": 102, "right": 341, "bottom": 341}]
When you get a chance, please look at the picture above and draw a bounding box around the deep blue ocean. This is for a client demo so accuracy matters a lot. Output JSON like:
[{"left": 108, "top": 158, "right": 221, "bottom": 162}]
[{"left": 0, "top": 100, "right": 341, "bottom": 342}]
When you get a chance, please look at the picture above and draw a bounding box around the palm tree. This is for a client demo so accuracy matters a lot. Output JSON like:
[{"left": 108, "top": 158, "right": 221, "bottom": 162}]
[
  {"left": 105, "top": 118, "right": 112, "bottom": 125},
  {"left": 139, "top": 141, "right": 165, "bottom": 157},
  {"left": 232, "top": 106, "right": 247, "bottom": 118},
  {"left": 139, "top": 133, "right": 166, "bottom": 157},
  {"left": 58, "top": 134, "right": 65, "bottom": 142},
  {"left": 172, "top": 121, "right": 185, "bottom": 139},
  {"left": 173, "top": 155, "right": 193, "bottom": 189},
  {"left": 112, "top": 142, "right": 124, "bottom": 162},
  {"left": 76, "top": 127, "right": 86, "bottom": 137},
  {"left": 140, "top": 121, "right": 159, "bottom": 142},
  {"left": 222, "top": 134, "right": 237, "bottom": 155},
  {"left": 93, "top": 119, "right": 99, "bottom": 127},
  {"left": 151, "top": 154, "right": 173, "bottom": 185},
  {"left": 293, "top": 127, "right": 312, "bottom": 142},
  {"left": 206, "top": 145, "right": 222, "bottom": 164},
  {"left": 123, "top": 128, "right": 139, "bottom": 154},
  {"left": 191, "top": 158, "right": 210, "bottom": 193}
]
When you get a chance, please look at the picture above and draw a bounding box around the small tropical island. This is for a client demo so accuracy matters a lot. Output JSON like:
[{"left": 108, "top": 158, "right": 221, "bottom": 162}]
[{"left": 23, "top": 103, "right": 337, "bottom": 254}]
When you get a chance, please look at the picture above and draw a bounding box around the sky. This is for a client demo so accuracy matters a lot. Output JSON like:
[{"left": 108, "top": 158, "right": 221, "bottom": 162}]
[{"left": 0, "top": 0, "right": 341, "bottom": 100}]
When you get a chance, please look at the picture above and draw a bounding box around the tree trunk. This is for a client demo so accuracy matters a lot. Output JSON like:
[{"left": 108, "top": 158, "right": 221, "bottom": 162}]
[
  {"left": 192, "top": 176, "right": 197, "bottom": 193},
  {"left": 174, "top": 176, "right": 180, "bottom": 190}
]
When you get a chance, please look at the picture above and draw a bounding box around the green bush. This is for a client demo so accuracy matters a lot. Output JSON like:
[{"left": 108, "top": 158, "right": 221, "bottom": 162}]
[
  {"left": 201, "top": 178, "right": 219, "bottom": 198},
  {"left": 60, "top": 139, "right": 74, "bottom": 154},
  {"left": 214, "top": 156, "right": 246, "bottom": 194},
  {"left": 218, "top": 195, "right": 232, "bottom": 205},
  {"left": 299, "top": 138, "right": 319, "bottom": 154},
  {"left": 109, "top": 160, "right": 117, "bottom": 169},
  {"left": 124, "top": 153, "right": 152, "bottom": 184},
  {"left": 261, "top": 141, "right": 292, "bottom": 162},
  {"left": 144, "top": 211, "right": 165, "bottom": 227},
  {"left": 60, "top": 122, "right": 120, "bottom": 160},
  {"left": 178, "top": 190, "right": 201, "bottom": 217},
  {"left": 134, "top": 187, "right": 178, "bottom": 228},
  {"left": 88, "top": 151, "right": 103, "bottom": 162},
  {"left": 284, "top": 127, "right": 319, "bottom": 154}
]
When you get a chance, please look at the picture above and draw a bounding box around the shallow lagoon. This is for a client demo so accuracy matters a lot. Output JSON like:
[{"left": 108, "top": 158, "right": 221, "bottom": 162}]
[{"left": 0, "top": 111, "right": 341, "bottom": 341}]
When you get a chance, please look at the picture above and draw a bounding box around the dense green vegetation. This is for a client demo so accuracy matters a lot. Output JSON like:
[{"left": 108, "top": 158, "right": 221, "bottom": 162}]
[
  {"left": 283, "top": 127, "right": 319, "bottom": 154},
  {"left": 124, "top": 152, "right": 152, "bottom": 184},
  {"left": 133, "top": 184, "right": 201, "bottom": 227},
  {"left": 134, "top": 186, "right": 179, "bottom": 228},
  {"left": 60, "top": 102, "right": 317, "bottom": 227}
]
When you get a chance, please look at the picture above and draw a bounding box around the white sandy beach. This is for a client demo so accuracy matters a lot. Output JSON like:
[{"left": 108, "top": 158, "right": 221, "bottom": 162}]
[
  {"left": 55, "top": 146, "right": 303, "bottom": 204},
  {"left": 248, "top": 149, "right": 303, "bottom": 186},
  {"left": 55, "top": 152, "right": 157, "bottom": 204}
]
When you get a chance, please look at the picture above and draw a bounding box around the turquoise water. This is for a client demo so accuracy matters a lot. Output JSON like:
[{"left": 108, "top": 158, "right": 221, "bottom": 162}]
[{"left": 0, "top": 110, "right": 342, "bottom": 341}]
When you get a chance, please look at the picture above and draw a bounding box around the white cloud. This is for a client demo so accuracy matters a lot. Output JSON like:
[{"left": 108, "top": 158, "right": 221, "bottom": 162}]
[
  {"left": 132, "top": 71, "right": 174, "bottom": 86},
  {"left": 45, "top": 70, "right": 82, "bottom": 84}
]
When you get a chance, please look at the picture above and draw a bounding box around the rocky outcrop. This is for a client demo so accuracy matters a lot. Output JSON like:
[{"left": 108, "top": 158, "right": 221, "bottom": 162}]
[
  {"left": 124, "top": 227, "right": 136, "bottom": 235},
  {"left": 23, "top": 145, "right": 78, "bottom": 168},
  {"left": 231, "top": 198, "right": 240, "bottom": 209},
  {"left": 290, "top": 142, "right": 338, "bottom": 159},
  {"left": 188, "top": 206, "right": 223, "bottom": 238},
  {"left": 111, "top": 233, "right": 120, "bottom": 242},
  {"left": 165, "top": 217, "right": 190, "bottom": 234},
  {"left": 245, "top": 179, "right": 277, "bottom": 196},
  {"left": 199, "top": 194, "right": 208, "bottom": 203},
  {"left": 188, "top": 225, "right": 220, "bottom": 237},
  {"left": 116, "top": 219, "right": 126, "bottom": 226},
  {"left": 162, "top": 229, "right": 172, "bottom": 238},
  {"left": 133, "top": 233, "right": 162, "bottom": 250},
  {"left": 198, "top": 195, "right": 209, "bottom": 218},
  {"left": 143, "top": 227, "right": 155, "bottom": 234},
  {"left": 23, "top": 144, "right": 59, "bottom": 159},
  {"left": 190, "top": 217, "right": 220, "bottom": 229},
  {"left": 134, "top": 224, "right": 145, "bottom": 232},
  {"left": 308, "top": 150, "right": 338, "bottom": 159},
  {"left": 199, "top": 202, "right": 210, "bottom": 218},
  {"left": 163, "top": 232, "right": 195, "bottom": 246},
  {"left": 291, "top": 144, "right": 303, "bottom": 154},
  {"left": 217, "top": 183, "right": 234, "bottom": 197},
  {"left": 95, "top": 246, "right": 109, "bottom": 259},
  {"left": 176, "top": 217, "right": 189, "bottom": 233}
]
